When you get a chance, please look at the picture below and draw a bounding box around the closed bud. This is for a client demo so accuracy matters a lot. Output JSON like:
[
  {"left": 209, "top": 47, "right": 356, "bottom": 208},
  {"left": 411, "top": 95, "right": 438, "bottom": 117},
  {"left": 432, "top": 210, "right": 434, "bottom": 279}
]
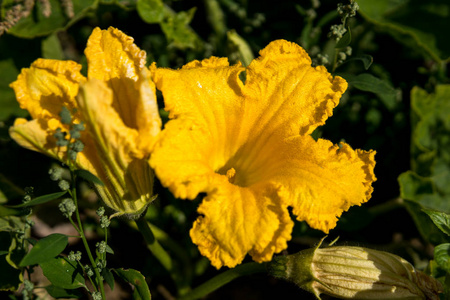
[{"left": 269, "top": 243, "right": 443, "bottom": 299}]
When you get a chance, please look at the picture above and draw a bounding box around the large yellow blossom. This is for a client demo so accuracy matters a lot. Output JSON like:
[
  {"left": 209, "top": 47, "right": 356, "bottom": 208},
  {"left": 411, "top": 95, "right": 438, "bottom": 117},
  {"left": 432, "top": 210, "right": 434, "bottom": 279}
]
[
  {"left": 151, "top": 40, "right": 376, "bottom": 268},
  {"left": 10, "top": 27, "right": 161, "bottom": 216}
]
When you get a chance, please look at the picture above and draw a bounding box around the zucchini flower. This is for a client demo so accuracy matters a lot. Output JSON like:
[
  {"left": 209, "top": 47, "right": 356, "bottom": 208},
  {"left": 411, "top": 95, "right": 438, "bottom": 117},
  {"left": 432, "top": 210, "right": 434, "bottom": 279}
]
[
  {"left": 9, "top": 27, "right": 161, "bottom": 216},
  {"left": 151, "top": 40, "right": 376, "bottom": 268},
  {"left": 269, "top": 243, "right": 443, "bottom": 299}
]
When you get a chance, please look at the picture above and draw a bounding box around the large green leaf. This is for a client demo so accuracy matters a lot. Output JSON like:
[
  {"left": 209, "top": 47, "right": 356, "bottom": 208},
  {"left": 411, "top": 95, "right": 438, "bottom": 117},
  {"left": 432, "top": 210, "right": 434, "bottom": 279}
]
[
  {"left": 40, "top": 257, "right": 86, "bottom": 290},
  {"left": 114, "top": 268, "right": 151, "bottom": 300},
  {"left": 398, "top": 85, "right": 450, "bottom": 244},
  {"left": 5, "top": 0, "right": 96, "bottom": 38},
  {"left": 19, "top": 234, "right": 68, "bottom": 267},
  {"left": 358, "top": 0, "right": 450, "bottom": 62}
]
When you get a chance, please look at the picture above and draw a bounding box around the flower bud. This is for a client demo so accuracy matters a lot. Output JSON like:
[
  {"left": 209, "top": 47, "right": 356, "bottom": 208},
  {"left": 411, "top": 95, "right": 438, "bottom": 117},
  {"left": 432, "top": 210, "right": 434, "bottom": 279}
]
[{"left": 269, "top": 244, "right": 443, "bottom": 299}]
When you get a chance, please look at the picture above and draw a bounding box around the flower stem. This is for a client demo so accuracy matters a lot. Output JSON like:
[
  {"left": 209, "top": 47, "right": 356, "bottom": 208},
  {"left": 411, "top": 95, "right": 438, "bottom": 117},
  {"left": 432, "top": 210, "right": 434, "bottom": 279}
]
[
  {"left": 135, "top": 216, "right": 173, "bottom": 271},
  {"left": 135, "top": 216, "right": 190, "bottom": 294},
  {"left": 71, "top": 172, "right": 106, "bottom": 299},
  {"left": 179, "top": 262, "right": 267, "bottom": 300}
]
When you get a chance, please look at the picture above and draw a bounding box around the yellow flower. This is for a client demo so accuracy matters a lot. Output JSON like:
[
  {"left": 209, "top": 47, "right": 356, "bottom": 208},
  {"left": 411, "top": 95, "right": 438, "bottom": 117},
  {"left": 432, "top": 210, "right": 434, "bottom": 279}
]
[
  {"left": 150, "top": 40, "right": 376, "bottom": 268},
  {"left": 9, "top": 27, "right": 161, "bottom": 216}
]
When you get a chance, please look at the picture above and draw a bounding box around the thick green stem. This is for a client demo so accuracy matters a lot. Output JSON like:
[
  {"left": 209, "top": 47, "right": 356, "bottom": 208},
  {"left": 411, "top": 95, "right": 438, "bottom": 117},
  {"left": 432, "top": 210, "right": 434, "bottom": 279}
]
[
  {"left": 135, "top": 216, "right": 173, "bottom": 271},
  {"left": 71, "top": 173, "right": 106, "bottom": 299},
  {"left": 179, "top": 262, "right": 267, "bottom": 300}
]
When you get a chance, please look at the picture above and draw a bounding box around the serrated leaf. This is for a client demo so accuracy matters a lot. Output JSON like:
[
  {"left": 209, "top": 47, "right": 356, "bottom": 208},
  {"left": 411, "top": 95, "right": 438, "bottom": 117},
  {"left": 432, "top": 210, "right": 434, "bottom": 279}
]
[
  {"left": 102, "top": 268, "right": 115, "bottom": 291},
  {"left": 342, "top": 73, "right": 398, "bottom": 110},
  {"left": 137, "top": 0, "right": 165, "bottom": 23},
  {"left": 41, "top": 257, "right": 86, "bottom": 289},
  {"left": 75, "top": 169, "right": 104, "bottom": 186},
  {"left": 114, "top": 268, "right": 151, "bottom": 300},
  {"left": 434, "top": 243, "right": 450, "bottom": 272},
  {"left": 335, "top": 27, "right": 351, "bottom": 49},
  {"left": 358, "top": 0, "right": 450, "bottom": 62},
  {"left": 8, "top": 191, "right": 67, "bottom": 208},
  {"left": 423, "top": 209, "right": 450, "bottom": 236},
  {"left": 45, "top": 285, "right": 83, "bottom": 299},
  {"left": 20, "top": 234, "right": 68, "bottom": 267}
]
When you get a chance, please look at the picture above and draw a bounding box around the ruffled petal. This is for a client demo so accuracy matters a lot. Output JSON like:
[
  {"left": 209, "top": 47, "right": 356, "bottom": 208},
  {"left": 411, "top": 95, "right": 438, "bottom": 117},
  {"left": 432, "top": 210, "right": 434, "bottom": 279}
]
[
  {"left": 10, "top": 58, "right": 85, "bottom": 128},
  {"left": 190, "top": 180, "right": 293, "bottom": 268},
  {"left": 244, "top": 40, "right": 347, "bottom": 140},
  {"left": 85, "top": 27, "right": 148, "bottom": 131},
  {"left": 266, "top": 136, "right": 376, "bottom": 233},
  {"left": 9, "top": 118, "right": 62, "bottom": 159},
  {"left": 76, "top": 78, "right": 154, "bottom": 214}
]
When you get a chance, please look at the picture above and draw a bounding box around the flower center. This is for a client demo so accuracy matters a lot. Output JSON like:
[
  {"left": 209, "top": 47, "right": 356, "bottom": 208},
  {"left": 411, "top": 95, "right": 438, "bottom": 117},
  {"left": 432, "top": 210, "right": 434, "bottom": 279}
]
[{"left": 226, "top": 168, "right": 236, "bottom": 184}]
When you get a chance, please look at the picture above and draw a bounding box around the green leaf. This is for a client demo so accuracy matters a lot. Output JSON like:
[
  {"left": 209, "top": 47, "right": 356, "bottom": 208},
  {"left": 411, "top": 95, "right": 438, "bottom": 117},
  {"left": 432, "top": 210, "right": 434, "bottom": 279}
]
[
  {"left": 102, "top": 268, "right": 115, "bottom": 291},
  {"left": 45, "top": 285, "right": 83, "bottom": 299},
  {"left": 434, "top": 243, "right": 450, "bottom": 272},
  {"left": 42, "top": 33, "right": 64, "bottom": 60},
  {"left": 75, "top": 169, "right": 104, "bottom": 186},
  {"left": 114, "top": 268, "right": 151, "bottom": 300},
  {"left": 423, "top": 209, "right": 450, "bottom": 236},
  {"left": 6, "top": 0, "right": 96, "bottom": 38},
  {"left": 8, "top": 191, "right": 67, "bottom": 208},
  {"left": 106, "top": 244, "right": 115, "bottom": 255},
  {"left": 227, "top": 30, "right": 254, "bottom": 67},
  {"left": 0, "top": 205, "right": 23, "bottom": 217},
  {"left": 19, "top": 233, "right": 68, "bottom": 267},
  {"left": 335, "top": 27, "right": 351, "bottom": 49},
  {"left": 342, "top": 73, "right": 399, "bottom": 110},
  {"left": 358, "top": 0, "right": 450, "bottom": 62},
  {"left": 341, "top": 54, "right": 373, "bottom": 70},
  {"left": 160, "top": 8, "right": 200, "bottom": 50},
  {"left": 137, "top": 0, "right": 165, "bottom": 23},
  {"left": 0, "top": 232, "right": 22, "bottom": 291},
  {"left": 40, "top": 257, "right": 86, "bottom": 289},
  {"left": 411, "top": 85, "right": 450, "bottom": 153},
  {"left": 403, "top": 201, "right": 448, "bottom": 245},
  {"left": 0, "top": 59, "right": 27, "bottom": 122}
]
